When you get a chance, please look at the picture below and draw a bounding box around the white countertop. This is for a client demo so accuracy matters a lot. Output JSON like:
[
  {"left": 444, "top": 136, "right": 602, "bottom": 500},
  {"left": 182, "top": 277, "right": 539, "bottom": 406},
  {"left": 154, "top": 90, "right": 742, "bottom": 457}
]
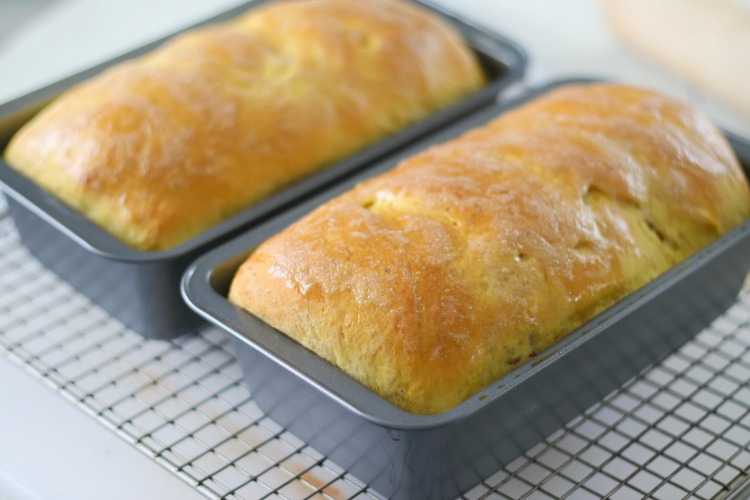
[
  {"left": 0, "top": 354, "right": 204, "bottom": 500},
  {"left": 1, "top": 1, "right": 749, "bottom": 499}
]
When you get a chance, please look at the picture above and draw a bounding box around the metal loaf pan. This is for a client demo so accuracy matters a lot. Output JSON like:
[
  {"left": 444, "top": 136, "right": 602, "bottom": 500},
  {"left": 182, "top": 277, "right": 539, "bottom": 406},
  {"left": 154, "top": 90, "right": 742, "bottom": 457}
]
[
  {"left": 182, "top": 80, "right": 750, "bottom": 498},
  {"left": 0, "top": 1, "right": 526, "bottom": 339}
]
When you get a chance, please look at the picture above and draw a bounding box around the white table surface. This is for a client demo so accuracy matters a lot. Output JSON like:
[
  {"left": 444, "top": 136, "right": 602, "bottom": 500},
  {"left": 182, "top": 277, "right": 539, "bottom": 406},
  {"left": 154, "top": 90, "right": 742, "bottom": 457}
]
[{"left": 1, "top": 1, "right": 749, "bottom": 499}]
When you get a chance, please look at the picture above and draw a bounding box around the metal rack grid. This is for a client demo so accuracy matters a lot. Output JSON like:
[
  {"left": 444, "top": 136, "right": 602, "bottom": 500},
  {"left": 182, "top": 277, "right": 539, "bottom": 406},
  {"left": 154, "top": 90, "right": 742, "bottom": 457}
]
[{"left": 1, "top": 196, "right": 749, "bottom": 499}]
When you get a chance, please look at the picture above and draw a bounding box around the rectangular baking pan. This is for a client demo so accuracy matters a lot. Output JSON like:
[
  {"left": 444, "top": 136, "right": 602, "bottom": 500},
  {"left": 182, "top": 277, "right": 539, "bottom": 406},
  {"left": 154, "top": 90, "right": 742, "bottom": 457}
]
[
  {"left": 182, "top": 80, "right": 750, "bottom": 498},
  {"left": 0, "top": 0, "right": 526, "bottom": 339}
]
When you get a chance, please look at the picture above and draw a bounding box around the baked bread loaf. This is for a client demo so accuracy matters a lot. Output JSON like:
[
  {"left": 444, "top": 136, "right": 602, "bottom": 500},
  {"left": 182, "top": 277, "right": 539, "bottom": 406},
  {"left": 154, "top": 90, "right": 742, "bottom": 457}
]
[
  {"left": 3, "top": 0, "right": 484, "bottom": 251},
  {"left": 229, "top": 83, "right": 750, "bottom": 414}
]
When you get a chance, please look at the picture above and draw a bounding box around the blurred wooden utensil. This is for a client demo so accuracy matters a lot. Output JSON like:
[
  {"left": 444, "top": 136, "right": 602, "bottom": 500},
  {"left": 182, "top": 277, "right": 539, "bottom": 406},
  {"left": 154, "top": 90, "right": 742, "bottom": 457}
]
[{"left": 599, "top": 0, "right": 750, "bottom": 119}]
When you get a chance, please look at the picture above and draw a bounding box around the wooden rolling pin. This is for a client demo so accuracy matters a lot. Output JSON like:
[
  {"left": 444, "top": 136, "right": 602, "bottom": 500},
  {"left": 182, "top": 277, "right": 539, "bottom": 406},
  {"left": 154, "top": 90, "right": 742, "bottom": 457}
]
[{"left": 599, "top": 0, "right": 750, "bottom": 119}]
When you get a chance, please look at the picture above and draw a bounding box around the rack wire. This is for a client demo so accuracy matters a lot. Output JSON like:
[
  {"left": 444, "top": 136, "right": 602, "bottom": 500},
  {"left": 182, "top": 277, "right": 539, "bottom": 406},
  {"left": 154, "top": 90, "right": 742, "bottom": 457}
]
[{"left": 1, "top": 195, "right": 749, "bottom": 499}]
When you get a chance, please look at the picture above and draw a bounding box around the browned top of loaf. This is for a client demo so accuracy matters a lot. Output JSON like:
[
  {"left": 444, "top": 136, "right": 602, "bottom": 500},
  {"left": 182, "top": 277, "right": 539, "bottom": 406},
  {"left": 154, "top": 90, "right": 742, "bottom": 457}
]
[
  {"left": 3, "top": 0, "right": 483, "bottom": 251},
  {"left": 229, "top": 83, "right": 750, "bottom": 414}
]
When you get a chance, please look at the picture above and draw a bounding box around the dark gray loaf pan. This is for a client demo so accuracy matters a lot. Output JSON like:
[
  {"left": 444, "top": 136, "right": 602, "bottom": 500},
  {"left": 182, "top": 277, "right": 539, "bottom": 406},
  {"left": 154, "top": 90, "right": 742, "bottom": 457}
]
[
  {"left": 182, "top": 81, "right": 750, "bottom": 498},
  {"left": 0, "top": 0, "right": 526, "bottom": 339}
]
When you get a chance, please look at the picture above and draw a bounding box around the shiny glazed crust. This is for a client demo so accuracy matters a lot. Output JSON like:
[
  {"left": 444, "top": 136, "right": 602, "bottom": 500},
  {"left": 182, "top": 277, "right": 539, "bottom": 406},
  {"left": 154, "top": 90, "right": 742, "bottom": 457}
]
[
  {"left": 229, "top": 84, "right": 750, "bottom": 414},
  {"left": 3, "top": 0, "right": 484, "bottom": 251}
]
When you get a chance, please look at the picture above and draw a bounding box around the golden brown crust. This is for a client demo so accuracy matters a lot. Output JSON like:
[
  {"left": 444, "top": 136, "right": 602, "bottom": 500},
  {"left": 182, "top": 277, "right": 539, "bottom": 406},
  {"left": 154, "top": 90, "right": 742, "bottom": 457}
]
[
  {"left": 3, "top": 0, "right": 484, "bottom": 251},
  {"left": 229, "top": 83, "right": 750, "bottom": 414}
]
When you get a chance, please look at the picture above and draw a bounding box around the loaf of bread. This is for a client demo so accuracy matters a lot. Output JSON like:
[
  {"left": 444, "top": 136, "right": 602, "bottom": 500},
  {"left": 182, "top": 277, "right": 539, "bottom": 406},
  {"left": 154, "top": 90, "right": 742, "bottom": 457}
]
[
  {"left": 3, "top": 0, "right": 484, "bottom": 251},
  {"left": 229, "top": 83, "right": 750, "bottom": 414}
]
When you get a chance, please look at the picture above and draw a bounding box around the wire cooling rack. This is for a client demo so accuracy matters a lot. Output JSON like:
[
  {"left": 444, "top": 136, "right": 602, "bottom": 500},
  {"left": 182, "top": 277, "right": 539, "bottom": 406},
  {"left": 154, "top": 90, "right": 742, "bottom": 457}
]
[{"left": 1, "top": 195, "right": 749, "bottom": 500}]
